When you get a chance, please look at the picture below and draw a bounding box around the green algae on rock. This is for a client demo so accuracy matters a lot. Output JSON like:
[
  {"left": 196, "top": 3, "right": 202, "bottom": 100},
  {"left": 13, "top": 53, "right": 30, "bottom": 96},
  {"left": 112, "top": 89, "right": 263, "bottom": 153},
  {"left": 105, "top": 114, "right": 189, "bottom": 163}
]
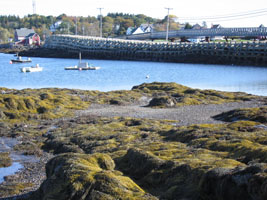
[
  {"left": 31, "top": 153, "right": 157, "bottom": 200},
  {"left": 0, "top": 82, "right": 266, "bottom": 199},
  {"left": 40, "top": 114, "right": 267, "bottom": 200},
  {"left": 0, "top": 152, "right": 12, "bottom": 167},
  {"left": 0, "top": 88, "right": 90, "bottom": 122},
  {"left": 0, "top": 182, "right": 33, "bottom": 197},
  {"left": 213, "top": 106, "right": 267, "bottom": 123},
  {"left": 133, "top": 82, "right": 260, "bottom": 108},
  {"left": 0, "top": 83, "right": 263, "bottom": 121}
]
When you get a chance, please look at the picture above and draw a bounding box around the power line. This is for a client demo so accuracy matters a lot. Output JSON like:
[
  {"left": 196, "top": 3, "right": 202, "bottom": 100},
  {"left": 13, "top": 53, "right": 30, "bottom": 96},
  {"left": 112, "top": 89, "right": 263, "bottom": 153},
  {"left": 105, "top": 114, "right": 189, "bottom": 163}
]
[
  {"left": 178, "top": 8, "right": 267, "bottom": 20},
  {"left": 180, "top": 12, "right": 267, "bottom": 24}
]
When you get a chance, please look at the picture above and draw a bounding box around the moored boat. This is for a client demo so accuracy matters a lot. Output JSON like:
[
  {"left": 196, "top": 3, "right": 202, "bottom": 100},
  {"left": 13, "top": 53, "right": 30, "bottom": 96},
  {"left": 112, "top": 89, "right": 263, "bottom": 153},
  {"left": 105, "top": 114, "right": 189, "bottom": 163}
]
[
  {"left": 21, "top": 64, "right": 43, "bottom": 73},
  {"left": 64, "top": 64, "right": 101, "bottom": 70},
  {"left": 64, "top": 52, "right": 100, "bottom": 70},
  {"left": 10, "top": 56, "right": 32, "bottom": 64}
]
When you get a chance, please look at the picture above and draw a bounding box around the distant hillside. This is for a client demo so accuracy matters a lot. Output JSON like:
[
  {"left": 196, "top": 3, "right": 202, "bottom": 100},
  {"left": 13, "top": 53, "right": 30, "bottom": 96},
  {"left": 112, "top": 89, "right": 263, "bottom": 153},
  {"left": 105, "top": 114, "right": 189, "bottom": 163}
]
[{"left": 0, "top": 13, "right": 181, "bottom": 43}]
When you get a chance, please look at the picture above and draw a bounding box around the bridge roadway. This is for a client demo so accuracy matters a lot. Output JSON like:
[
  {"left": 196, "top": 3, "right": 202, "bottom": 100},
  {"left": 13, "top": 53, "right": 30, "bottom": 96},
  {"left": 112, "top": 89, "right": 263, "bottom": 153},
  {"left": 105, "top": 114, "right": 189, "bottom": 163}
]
[{"left": 126, "top": 27, "right": 267, "bottom": 40}]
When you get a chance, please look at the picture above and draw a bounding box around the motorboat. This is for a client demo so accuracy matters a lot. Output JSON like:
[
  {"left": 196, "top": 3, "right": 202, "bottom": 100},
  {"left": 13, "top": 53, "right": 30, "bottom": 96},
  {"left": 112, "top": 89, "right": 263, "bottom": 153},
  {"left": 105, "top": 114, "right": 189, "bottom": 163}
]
[
  {"left": 64, "top": 52, "right": 100, "bottom": 70},
  {"left": 65, "top": 62, "right": 100, "bottom": 70},
  {"left": 10, "top": 56, "right": 32, "bottom": 64},
  {"left": 21, "top": 64, "right": 43, "bottom": 73}
]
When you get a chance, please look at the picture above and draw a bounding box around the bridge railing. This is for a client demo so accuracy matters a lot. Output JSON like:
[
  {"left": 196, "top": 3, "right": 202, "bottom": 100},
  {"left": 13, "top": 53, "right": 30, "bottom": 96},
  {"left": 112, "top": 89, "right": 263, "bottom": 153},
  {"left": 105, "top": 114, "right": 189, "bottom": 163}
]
[{"left": 126, "top": 27, "right": 267, "bottom": 40}]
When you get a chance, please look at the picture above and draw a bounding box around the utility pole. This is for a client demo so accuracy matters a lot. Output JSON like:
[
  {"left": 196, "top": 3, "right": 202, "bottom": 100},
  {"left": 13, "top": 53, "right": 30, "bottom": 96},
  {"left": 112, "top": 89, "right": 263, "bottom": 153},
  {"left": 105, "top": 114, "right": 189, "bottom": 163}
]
[
  {"left": 32, "top": 0, "right": 36, "bottom": 14},
  {"left": 75, "top": 17, "right": 78, "bottom": 35},
  {"left": 165, "top": 7, "right": 173, "bottom": 42},
  {"left": 97, "top": 8, "right": 104, "bottom": 37}
]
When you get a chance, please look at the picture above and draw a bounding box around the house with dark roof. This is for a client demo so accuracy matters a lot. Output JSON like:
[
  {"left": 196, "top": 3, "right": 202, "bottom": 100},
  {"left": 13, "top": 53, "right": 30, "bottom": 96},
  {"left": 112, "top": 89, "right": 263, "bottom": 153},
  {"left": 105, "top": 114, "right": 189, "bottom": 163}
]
[
  {"left": 191, "top": 23, "right": 202, "bottom": 30},
  {"left": 187, "top": 23, "right": 206, "bottom": 42},
  {"left": 210, "top": 24, "right": 224, "bottom": 41},
  {"left": 211, "top": 24, "right": 222, "bottom": 29},
  {"left": 14, "top": 28, "right": 40, "bottom": 46}
]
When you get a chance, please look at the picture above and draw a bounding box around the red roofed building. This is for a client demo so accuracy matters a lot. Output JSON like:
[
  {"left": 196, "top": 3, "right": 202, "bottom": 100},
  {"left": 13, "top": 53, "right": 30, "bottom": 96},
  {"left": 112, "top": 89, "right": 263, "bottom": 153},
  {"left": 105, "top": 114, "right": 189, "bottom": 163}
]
[{"left": 14, "top": 28, "right": 40, "bottom": 46}]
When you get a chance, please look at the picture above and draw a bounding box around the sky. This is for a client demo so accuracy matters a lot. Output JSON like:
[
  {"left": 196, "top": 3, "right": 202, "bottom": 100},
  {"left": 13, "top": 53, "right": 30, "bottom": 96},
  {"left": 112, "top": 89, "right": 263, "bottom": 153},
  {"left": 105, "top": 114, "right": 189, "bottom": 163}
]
[{"left": 0, "top": 0, "right": 267, "bottom": 27}]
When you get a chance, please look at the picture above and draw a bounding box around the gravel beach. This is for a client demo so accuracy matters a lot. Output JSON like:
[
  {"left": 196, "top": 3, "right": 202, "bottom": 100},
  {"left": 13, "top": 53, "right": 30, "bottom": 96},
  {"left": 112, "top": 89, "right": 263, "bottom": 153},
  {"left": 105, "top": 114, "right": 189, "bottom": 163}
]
[{"left": 78, "top": 100, "right": 265, "bottom": 126}]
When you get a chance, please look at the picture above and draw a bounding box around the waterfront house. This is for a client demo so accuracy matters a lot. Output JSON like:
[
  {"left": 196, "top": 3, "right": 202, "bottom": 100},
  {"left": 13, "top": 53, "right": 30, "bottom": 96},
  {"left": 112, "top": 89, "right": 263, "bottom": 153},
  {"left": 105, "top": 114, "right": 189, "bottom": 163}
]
[
  {"left": 126, "top": 24, "right": 153, "bottom": 35},
  {"left": 14, "top": 28, "right": 40, "bottom": 46},
  {"left": 15, "top": 28, "right": 34, "bottom": 41},
  {"left": 50, "top": 21, "right": 63, "bottom": 33}
]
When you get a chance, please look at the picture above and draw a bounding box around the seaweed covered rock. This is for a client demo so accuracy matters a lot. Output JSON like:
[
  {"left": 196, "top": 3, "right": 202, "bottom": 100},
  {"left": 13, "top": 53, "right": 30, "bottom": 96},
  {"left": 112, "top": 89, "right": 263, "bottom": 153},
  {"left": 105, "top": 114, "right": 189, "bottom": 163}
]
[
  {"left": 200, "top": 163, "right": 267, "bottom": 200},
  {"left": 0, "top": 88, "right": 90, "bottom": 122},
  {"left": 42, "top": 116, "right": 267, "bottom": 200},
  {"left": 118, "top": 148, "right": 168, "bottom": 179},
  {"left": 147, "top": 96, "right": 176, "bottom": 108},
  {"left": 0, "top": 152, "right": 12, "bottom": 167},
  {"left": 118, "top": 148, "right": 267, "bottom": 200},
  {"left": 132, "top": 82, "right": 260, "bottom": 107},
  {"left": 117, "top": 148, "right": 204, "bottom": 200},
  {"left": 32, "top": 153, "right": 157, "bottom": 200},
  {"left": 132, "top": 82, "right": 190, "bottom": 93},
  {"left": 214, "top": 107, "right": 267, "bottom": 124},
  {"left": 13, "top": 141, "right": 43, "bottom": 156}
]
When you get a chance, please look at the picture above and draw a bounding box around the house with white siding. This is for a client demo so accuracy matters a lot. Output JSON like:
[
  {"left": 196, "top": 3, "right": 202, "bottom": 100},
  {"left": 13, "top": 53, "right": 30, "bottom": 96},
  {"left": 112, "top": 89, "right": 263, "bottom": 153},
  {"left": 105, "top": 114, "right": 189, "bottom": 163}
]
[
  {"left": 126, "top": 24, "right": 153, "bottom": 35},
  {"left": 50, "top": 21, "right": 62, "bottom": 33}
]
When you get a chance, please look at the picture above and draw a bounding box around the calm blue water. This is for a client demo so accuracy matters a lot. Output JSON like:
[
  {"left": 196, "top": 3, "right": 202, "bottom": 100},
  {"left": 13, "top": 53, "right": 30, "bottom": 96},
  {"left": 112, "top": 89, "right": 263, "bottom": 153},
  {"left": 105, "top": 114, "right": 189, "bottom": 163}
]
[
  {"left": 0, "top": 162, "right": 22, "bottom": 183},
  {"left": 0, "top": 53, "right": 267, "bottom": 96}
]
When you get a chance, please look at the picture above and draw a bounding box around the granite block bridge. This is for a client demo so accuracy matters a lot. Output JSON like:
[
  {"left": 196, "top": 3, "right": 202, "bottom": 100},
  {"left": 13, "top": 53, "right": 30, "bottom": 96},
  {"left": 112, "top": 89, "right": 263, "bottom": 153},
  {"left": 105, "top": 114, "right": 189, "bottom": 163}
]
[{"left": 41, "top": 34, "right": 267, "bottom": 66}]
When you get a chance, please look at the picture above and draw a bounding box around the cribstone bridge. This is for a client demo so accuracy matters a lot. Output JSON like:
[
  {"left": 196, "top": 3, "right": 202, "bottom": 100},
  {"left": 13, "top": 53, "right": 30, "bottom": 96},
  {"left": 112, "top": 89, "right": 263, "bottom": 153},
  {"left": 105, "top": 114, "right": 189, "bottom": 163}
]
[{"left": 42, "top": 34, "right": 267, "bottom": 66}]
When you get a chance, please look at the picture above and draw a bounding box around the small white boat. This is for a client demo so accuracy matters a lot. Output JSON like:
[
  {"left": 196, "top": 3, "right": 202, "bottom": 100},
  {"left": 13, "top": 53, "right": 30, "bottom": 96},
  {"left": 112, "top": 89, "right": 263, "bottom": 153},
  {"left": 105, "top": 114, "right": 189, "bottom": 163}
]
[
  {"left": 21, "top": 64, "right": 43, "bottom": 73},
  {"left": 65, "top": 63, "right": 100, "bottom": 70},
  {"left": 65, "top": 52, "right": 100, "bottom": 70}
]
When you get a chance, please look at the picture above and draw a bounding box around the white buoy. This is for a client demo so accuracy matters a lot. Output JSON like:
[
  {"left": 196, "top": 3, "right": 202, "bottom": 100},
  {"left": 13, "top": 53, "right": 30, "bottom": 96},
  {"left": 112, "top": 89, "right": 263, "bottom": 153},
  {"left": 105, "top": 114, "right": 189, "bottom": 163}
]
[{"left": 146, "top": 75, "right": 150, "bottom": 79}]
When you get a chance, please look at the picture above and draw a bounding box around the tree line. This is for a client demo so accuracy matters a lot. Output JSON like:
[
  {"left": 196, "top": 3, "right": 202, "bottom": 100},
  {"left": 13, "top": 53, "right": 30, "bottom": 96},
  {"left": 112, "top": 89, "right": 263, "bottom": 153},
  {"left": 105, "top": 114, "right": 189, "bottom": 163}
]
[{"left": 0, "top": 13, "right": 185, "bottom": 43}]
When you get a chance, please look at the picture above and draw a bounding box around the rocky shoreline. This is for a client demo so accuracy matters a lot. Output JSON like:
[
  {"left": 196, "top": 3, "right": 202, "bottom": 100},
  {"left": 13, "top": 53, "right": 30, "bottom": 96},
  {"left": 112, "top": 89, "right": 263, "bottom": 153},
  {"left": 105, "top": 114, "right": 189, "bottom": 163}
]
[
  {"left": 0, "top": 82, "right": 266, "bottom": 200},
  {"left": 0, "top": 152, "right": 53, "bottom": 200}
]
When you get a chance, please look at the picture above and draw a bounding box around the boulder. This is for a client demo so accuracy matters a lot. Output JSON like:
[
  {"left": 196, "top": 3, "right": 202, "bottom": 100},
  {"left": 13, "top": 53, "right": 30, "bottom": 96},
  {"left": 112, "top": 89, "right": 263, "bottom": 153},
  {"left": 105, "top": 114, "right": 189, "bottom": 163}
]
[
  {"left": 118, "top": 148, "right": 167, "bottom": 179},
  {"left": 31, "top": 153, "right": 157, "bottom": 200},
  {"left": 147, "top": 96, "right": 176, "bottom": 108},
  {"left": 199, "top": 163, "right": 267, "bottom": 200}
]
